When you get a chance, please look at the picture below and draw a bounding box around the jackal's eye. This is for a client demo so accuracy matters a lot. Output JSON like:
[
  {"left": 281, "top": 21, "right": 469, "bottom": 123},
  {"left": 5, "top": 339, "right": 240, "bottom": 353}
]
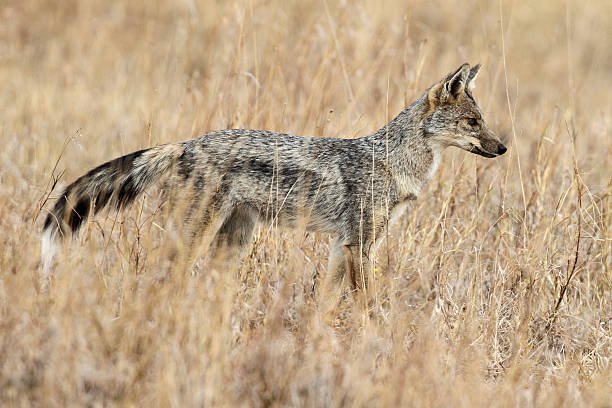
[{"left": 467, "top": 118, "right": 479, "bottom": 127}]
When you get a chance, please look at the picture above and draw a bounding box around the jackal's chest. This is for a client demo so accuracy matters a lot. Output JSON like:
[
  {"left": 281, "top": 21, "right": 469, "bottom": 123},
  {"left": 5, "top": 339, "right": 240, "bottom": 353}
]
[
  {"left": 426, "top": 154, "right": 441, "bottom": 182},
  {"left": 387, "top": 152, "right": 440, "bottom": 223}
]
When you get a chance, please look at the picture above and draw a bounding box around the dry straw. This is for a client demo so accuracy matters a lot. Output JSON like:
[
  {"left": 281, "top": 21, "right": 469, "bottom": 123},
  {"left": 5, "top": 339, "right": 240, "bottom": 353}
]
[{"left": 0, "top": 0, "right": 610, "bottom": 406}]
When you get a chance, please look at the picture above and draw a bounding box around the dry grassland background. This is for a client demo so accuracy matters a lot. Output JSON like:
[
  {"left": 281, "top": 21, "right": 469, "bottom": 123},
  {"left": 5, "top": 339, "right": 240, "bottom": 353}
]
[{"left": 1, "top": 0, "right": 611, "bottom": 406}]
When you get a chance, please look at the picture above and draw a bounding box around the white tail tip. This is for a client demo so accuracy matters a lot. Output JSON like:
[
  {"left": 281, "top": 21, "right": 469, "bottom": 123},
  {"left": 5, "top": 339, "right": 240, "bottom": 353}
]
[{"left": 40, "top": 227, "right": 58, "bottom": 277}]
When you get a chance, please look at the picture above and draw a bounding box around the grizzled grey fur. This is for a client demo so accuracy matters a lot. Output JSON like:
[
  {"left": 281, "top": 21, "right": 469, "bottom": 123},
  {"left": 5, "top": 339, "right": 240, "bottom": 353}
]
[{"left": 42, "top": 63, "right": 506, "bottom": 296}]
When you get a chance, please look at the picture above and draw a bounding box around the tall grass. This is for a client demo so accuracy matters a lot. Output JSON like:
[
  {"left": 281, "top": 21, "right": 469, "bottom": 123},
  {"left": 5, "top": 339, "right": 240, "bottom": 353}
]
[{"left": 1, "top": 0, "right": 610, "bottom": 406}]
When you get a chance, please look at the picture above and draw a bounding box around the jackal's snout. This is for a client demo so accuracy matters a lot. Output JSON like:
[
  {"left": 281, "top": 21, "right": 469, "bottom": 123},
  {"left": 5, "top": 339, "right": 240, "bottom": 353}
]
[{"left": 472, "top": 131, "right": 507, "bottom": 158}]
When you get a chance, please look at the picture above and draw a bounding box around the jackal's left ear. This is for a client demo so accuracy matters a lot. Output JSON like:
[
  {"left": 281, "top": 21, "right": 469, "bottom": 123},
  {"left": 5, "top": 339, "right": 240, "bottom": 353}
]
[
  {"left": 444, "top": 63, "right": 470, "bottom": 98},
  {"left": 467, "top": 64, "right": 481, "bottom": 91}
]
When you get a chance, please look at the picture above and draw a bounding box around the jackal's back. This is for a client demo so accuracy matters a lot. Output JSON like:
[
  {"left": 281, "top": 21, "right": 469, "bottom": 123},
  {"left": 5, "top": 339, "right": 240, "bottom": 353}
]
[{"left": 178, "top": 129, "right": 377, "bottom": 232}]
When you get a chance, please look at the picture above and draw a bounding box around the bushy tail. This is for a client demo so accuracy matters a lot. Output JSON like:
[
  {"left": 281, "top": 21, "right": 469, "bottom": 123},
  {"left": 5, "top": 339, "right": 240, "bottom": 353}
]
[{"left": 41, "top": 143, "right": 183, "bottom": 268}]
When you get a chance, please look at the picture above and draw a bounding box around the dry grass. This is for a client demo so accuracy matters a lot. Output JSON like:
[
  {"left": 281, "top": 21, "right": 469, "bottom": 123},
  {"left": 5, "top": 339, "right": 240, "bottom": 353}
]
[{"left": 1, "top": 0, "right": 611, "bottom": 406}]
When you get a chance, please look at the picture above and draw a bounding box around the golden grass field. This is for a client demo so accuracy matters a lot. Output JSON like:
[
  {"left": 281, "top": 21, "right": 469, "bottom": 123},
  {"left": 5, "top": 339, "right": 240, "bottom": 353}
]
[{"left": 1, "top": 0, "right": 611, "bottom": 406}]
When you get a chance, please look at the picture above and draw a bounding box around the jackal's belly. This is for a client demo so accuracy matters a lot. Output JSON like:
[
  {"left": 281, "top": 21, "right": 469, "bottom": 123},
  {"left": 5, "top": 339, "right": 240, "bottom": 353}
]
[
  {"left": 252, "top": 191, "right": 348, "bottom": 234},
  {"left": 388, "top": 195, "right": 418, "bottom": 223}
]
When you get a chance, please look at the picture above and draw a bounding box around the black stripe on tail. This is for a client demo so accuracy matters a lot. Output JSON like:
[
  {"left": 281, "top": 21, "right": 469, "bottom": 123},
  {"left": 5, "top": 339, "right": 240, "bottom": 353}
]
[{"left": 42, "top": 149, "right": 148, "bottom": 238}]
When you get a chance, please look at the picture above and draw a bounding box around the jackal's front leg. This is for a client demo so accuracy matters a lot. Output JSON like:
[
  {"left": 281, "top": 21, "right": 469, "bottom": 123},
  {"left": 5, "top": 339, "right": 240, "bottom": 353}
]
[
  {"left": 341, "top": 245, "right": 370, "bottom": 290},
  {"left": 319, "top": 239, "right": 370, "bottom": 316}
]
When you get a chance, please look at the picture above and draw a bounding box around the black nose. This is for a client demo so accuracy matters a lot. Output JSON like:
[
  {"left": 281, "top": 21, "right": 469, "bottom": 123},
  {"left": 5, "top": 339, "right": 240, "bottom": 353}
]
[{"left": 497, "top": 144, "right": 507, "bottom": 155}]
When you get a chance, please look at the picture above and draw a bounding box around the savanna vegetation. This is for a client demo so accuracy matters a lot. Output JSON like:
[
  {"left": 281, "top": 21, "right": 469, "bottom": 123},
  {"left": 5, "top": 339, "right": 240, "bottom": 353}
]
[{"left": 0, "top": 0, "right": 610, "bottom": 406}]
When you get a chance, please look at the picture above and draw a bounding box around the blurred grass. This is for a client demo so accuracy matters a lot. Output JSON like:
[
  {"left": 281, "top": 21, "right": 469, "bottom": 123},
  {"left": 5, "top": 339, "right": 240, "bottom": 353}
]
[{"left": 0, "top": 0, "right": 611, "bottom": 406}]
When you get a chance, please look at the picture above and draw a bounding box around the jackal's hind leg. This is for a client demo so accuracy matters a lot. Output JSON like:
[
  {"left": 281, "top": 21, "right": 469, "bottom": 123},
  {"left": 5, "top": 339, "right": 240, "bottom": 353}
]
[
  {"left": 209, "top": 204, "right": 258, "bottom": 271},
  {"left": 160, "top": 198, "right": 233, "bottom": 278}
]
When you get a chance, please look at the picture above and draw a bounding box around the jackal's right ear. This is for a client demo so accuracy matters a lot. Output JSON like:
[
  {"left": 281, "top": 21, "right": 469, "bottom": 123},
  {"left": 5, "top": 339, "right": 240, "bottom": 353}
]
[
  {"left": 428, "top": 63, "right": 470, "bottom": 107},
  {"left": 467, "top": 64, "right": 481, "bottom": 91}
]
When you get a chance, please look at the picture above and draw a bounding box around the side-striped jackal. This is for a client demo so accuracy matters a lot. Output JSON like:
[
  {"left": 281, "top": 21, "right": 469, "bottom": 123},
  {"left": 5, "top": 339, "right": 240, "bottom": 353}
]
[{"left": 42, "top": 63, "right": 506, "bottom": 293}]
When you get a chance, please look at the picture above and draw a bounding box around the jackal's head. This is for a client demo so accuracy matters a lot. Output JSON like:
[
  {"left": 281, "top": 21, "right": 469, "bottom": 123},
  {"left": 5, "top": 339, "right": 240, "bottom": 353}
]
[{"left": 423, "top": 63, "right": 506, "bottom": 158}]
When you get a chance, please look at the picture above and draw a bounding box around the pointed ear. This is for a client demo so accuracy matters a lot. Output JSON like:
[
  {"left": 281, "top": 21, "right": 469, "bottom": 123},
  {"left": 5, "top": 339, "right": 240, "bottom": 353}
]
[
  {"left": 427, "top": 82, "right": 445, "bottom": 108},
  {"left": 467, "top": 64, "right": 481, "bottom": 91},
  {"left": 444, "top": 63, "right": 470, "bottom": 98},
  {"left": 427, "top": 63, "right": 471, "bottom": 108}
]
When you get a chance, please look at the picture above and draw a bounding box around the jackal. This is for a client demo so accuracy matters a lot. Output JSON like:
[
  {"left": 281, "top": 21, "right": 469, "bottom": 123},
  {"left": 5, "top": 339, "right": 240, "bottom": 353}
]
[{"left": 42, "top": 63, "right": 506, "bottom": 295}]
